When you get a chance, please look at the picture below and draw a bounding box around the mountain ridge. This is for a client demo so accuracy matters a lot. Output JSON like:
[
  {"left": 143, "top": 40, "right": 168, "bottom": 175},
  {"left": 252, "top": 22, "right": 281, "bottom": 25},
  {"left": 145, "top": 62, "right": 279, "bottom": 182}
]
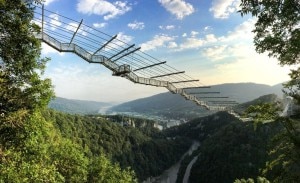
[
  {"left": 108, "top": 82, "right": 284, "bottom": 119},
  {"left": 49, "top": 82, "right": 284, "bottom": 117},
  {"left": 49, "top": 97, "right": 113, "bottom": 114}
]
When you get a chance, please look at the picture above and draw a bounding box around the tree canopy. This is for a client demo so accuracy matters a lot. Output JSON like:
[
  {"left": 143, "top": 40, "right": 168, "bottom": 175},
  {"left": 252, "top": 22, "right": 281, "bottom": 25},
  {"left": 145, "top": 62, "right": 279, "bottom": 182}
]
[
  {"left": 239, "top": 0, "right": 299, "bottom": 65},
  {"left": 0, "top": 1, "right": 138, "bottom": 182},
  {"left": 239, "top": 1, "right": 300, "bottom": 182},
  {"left": 239, "top": 0, "right": 300, "bottom": 102},
  {"left": 0, "top": 0, "right": 53, "bottom": 133}
]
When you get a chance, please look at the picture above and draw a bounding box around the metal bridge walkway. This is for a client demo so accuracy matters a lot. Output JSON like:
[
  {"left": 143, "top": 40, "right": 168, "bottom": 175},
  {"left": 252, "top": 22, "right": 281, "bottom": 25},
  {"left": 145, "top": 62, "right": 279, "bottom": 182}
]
[{"left": 33, "top": 6, "right": 235, "bottom": 111}]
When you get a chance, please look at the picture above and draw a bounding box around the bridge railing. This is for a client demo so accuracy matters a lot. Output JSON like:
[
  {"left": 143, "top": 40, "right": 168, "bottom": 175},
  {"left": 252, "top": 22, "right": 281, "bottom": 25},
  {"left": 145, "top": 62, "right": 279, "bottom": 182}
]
[{"left": 33, "top": 6, "right": 236, "bottom": 112}]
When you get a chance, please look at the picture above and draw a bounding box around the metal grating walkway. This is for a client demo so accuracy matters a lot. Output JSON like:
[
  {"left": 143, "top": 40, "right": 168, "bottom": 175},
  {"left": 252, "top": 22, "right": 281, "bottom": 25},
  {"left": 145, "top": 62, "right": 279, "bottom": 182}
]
[{"left": 33, "top": 6, "right": 236, "bottom": 111}]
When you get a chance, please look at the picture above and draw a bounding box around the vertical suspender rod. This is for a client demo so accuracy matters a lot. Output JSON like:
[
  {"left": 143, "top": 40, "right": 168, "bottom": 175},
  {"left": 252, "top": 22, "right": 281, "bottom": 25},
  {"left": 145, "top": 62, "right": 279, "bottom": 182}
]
[
  {"left": 42, "top": 5, "right": 44, "bottom": 39},
  {"left": 69, "top": 19, "right": 83, "bottom": 46}
]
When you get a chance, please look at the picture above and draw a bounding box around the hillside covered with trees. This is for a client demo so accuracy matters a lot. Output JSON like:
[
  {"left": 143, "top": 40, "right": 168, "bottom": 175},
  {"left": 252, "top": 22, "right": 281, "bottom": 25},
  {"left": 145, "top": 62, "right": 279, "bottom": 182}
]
[
  {"left": 43, "top": 110, "right": 192, "bottom": 181},
  {"left": 0, "top": 0, "right": 137, "bottom": 182}
]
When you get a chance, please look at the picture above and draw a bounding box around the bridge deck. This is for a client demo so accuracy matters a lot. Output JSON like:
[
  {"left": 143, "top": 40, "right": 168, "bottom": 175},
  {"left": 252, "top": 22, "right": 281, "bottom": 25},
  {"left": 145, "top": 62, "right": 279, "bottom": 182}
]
[{"left": 33, "top": 6, "right": 235, "bottom": 111}]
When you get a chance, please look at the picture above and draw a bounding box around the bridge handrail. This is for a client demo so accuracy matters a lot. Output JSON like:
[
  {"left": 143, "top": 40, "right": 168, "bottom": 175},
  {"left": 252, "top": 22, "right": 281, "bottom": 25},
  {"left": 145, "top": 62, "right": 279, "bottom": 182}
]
[{"left": 37, "top": 32, "right": 226, "bottom": 111}]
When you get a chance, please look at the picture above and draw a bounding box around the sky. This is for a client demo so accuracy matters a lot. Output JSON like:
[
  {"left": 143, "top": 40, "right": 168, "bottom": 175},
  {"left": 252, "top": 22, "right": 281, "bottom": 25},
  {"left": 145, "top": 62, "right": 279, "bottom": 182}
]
[{"left": 40, "top": 0, "right": 291, "bottom": 103}]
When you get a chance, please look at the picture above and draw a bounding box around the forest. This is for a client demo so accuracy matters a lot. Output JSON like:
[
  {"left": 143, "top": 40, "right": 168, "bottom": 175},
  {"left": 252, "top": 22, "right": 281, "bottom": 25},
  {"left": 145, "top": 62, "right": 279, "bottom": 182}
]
[{"left": 1, "top": 0, "right": 300, "bottom": 182}]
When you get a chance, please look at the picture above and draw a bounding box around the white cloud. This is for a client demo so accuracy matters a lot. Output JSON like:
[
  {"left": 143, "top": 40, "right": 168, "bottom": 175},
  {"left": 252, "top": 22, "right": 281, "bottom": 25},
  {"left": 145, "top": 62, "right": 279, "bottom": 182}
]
[
  {"left": 211, "top": 44, "right": 291, "bottom": 85},
  {"left": 116, "top": 32, "right": 133, "bottom": 43},
  {"left": 159, "top": 25, "right": 175, "bottom": 30},
  {"left": 46, "top": 64, "right": 165, "bottom": 103},
  {"left": 190, "top": 31, "right": 199, "bottom": 37},
  {"left": 202, "top": 45, "right": 229, "bottom": 61},
  {"left": 192, "top": 43, "right": 291, "bottom": 86},
  {"left": 140, "top": 34, "right": 175, "bottom": 51},
  {"left": 43, "top": 0, "right": 59, "bottom": 6},
  {"left": 158, "top": 19, "right": 254, "bottom": 52},
  {"left": 196, "top": 19, "right": 291, "bottom": 85},
  {"left": 168, "top": 42, "right": 178, "bottom": 48},
  {"left": 128, "top": 21, "right": 145, "bottom": 30},
  {"left": 66, "top": 23, "right": 80, "bottom": 32},
  {"left": 158, "top": 0, "right": 195, "bottom": 20},
  {"left": 219, "top": 18, "right": 255, "bottom": 42},
  {"left": 178, "top": 37, "right": 204, "bottom": 50},
  {"left": 205, "top": 34, "right": 218, "bottom": 43},
  {"left": 204, "top": 26, "right": 212, "bottom": 31},
  {"left": 49, "top": 14, "right": 62, "bottom": 30},
  {"left": 105, "top": 32, "right": 133, "bottom": 50},
  {"left": 93, "top": 22, "right": 107, "bottom": 28},
  {"left": 41, "top": 43, "right": 64, "bottom": 56},
  {"left": 210, "top": 0, "right": 240, "bottom": 19},
  {"left": 175, "top": 33, "right": 218, "bottom": 51},
  {"left": 65, "top": 23, "right": 93, "bottom": 36},
  {"left": 77, "top": 0, "right": 131, "bottom": 20}
]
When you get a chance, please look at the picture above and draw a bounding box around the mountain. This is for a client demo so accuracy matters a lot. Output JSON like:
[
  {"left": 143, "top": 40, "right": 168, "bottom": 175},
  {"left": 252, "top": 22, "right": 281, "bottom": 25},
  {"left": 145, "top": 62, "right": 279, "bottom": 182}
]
[
  {"left": 49, "top": 97, "right": 112, "bottom": 114},
  {"left": 109, "top": 82, "right": 284, "bottom": 119},
  {"left": 109, "top": 91, "right": 212, "bottom": 120},
  {"left": 207, "top": 82, "right": 283, "bottom": 102},
  {"left": 233, "top": 93, "right": 281, "bottom": 114}
]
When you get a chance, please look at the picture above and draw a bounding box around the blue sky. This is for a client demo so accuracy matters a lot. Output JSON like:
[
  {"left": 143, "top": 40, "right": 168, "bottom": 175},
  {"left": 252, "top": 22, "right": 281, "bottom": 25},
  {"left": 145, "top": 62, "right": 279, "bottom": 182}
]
[{"left": 40, "top": 0, "right": 291, "bottom": 103}]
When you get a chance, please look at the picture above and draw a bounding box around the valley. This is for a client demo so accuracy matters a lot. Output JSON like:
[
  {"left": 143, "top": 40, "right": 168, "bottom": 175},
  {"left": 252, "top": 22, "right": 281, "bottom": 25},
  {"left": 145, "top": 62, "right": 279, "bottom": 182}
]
[
  {"left": 50, "top": 82, "right": 284, "bottom": 129},
  {"left": 46, "top": 91, "right": 287, "bottom": 182}
]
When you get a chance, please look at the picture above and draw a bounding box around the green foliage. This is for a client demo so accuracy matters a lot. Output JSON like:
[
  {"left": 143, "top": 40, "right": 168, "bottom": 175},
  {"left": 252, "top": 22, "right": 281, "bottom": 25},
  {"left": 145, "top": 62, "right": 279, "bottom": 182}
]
[
  {"left": 234, "top": 94, "right": 280, "bottom": 115},
  {"left": 243, "top": 103, "right": 300, "bottom": 182},
  {"left": 88, "top": 155, "right": 137, "bottom": 183},
  {"left": 261, "top": 118, "right": 300, "bottom": 183},
  {"left": 0, "top": 1, "right": 137, "bottom": 182},
  {"left": 239, "top": 0, "right": 299, "bottom": 65},
  {"left": 164, "top": 111, "right": 237, "bottom": 141},
  {"left": 189, "top": 121, "right": 282, "bottom": 183},
  {"left": 44, "top": 110, "right": 191, "bottom": 181},
  {"left": 284, "top": 68, "right": 300, "bottom": 104},
  {"left": 244, "top": 103, "right": 280, "bottom": 123},
  {"left": 0, "top": 149, "right": 64, "bottom": 183},
  {"left": 0, "top": 111, "right": 65, "bottom": 182},
  {"left": 0, "top": 0, "right": 53, "bottom": 145},
  {"left": 0, "top": 110, "right": 138, "bottom": 182},
  {"left": 0, "top": 0, "right": 53, "bottom": 112},
  {"left": 234, "top": 176, "right": 270, "bottom": 183},
  {"left": 52, "top": 139, "right": 89, "bottom": 183}
]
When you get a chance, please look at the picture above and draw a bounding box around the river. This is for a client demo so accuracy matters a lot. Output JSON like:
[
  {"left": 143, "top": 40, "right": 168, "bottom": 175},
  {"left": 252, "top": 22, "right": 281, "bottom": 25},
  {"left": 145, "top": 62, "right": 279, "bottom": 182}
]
[{"left": 143, "top": 141, "right": 200, "bottom": 183}]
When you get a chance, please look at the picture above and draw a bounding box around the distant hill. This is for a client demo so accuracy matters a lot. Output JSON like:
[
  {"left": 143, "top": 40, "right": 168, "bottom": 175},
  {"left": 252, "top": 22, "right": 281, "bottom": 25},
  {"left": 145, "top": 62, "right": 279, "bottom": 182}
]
[
  {"left": 207, "top": 82, "right": 283, "bottom": 102},
  {"left": 108, "top": 82, "right": 284, "bottom": 119},
  {"left": 109, "top": 91, "right": 212, "bottom": 119},
  {"left": 49, "top": 97, "right": 112, "bottom": 114},
  {"left": 233, "top": 93, "right": 281, "bottom": 114}
]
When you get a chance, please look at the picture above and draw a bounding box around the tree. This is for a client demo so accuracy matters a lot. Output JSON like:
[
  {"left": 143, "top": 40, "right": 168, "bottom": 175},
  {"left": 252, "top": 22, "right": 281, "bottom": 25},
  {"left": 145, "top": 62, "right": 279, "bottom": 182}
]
[
  {"left": 239, "top": 1, "right": 300, "bottom": 182},
  {"left": 0, "top": 1, "right": 139, "bottom": 182},
  {"left": 234, "top": 176, "right": 270, "bottom": 183},
  {"left": 0, "top": 111, "right": 65, "bottom": 183},
  {"left": 0, "top": 0, "right": 53, "bottom": 138},
  {"left": 239, "top": 0, "right": 299, "bottom": 65},
  {"left": 239, "top": 0, "right": 300, "bottom": 100},
  {"left": 0, "top": 0, "right": 58, "bottom": 181},
  {"left": 88, "top": 154, "right": 137, "bottom": 183}
]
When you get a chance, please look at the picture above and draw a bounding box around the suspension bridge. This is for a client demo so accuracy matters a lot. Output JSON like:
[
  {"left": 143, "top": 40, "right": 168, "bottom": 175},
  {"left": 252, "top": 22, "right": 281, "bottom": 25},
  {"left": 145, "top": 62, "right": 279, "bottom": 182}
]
[{"left": 33, "top": 6, "right": 239, "bottom": 112}]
